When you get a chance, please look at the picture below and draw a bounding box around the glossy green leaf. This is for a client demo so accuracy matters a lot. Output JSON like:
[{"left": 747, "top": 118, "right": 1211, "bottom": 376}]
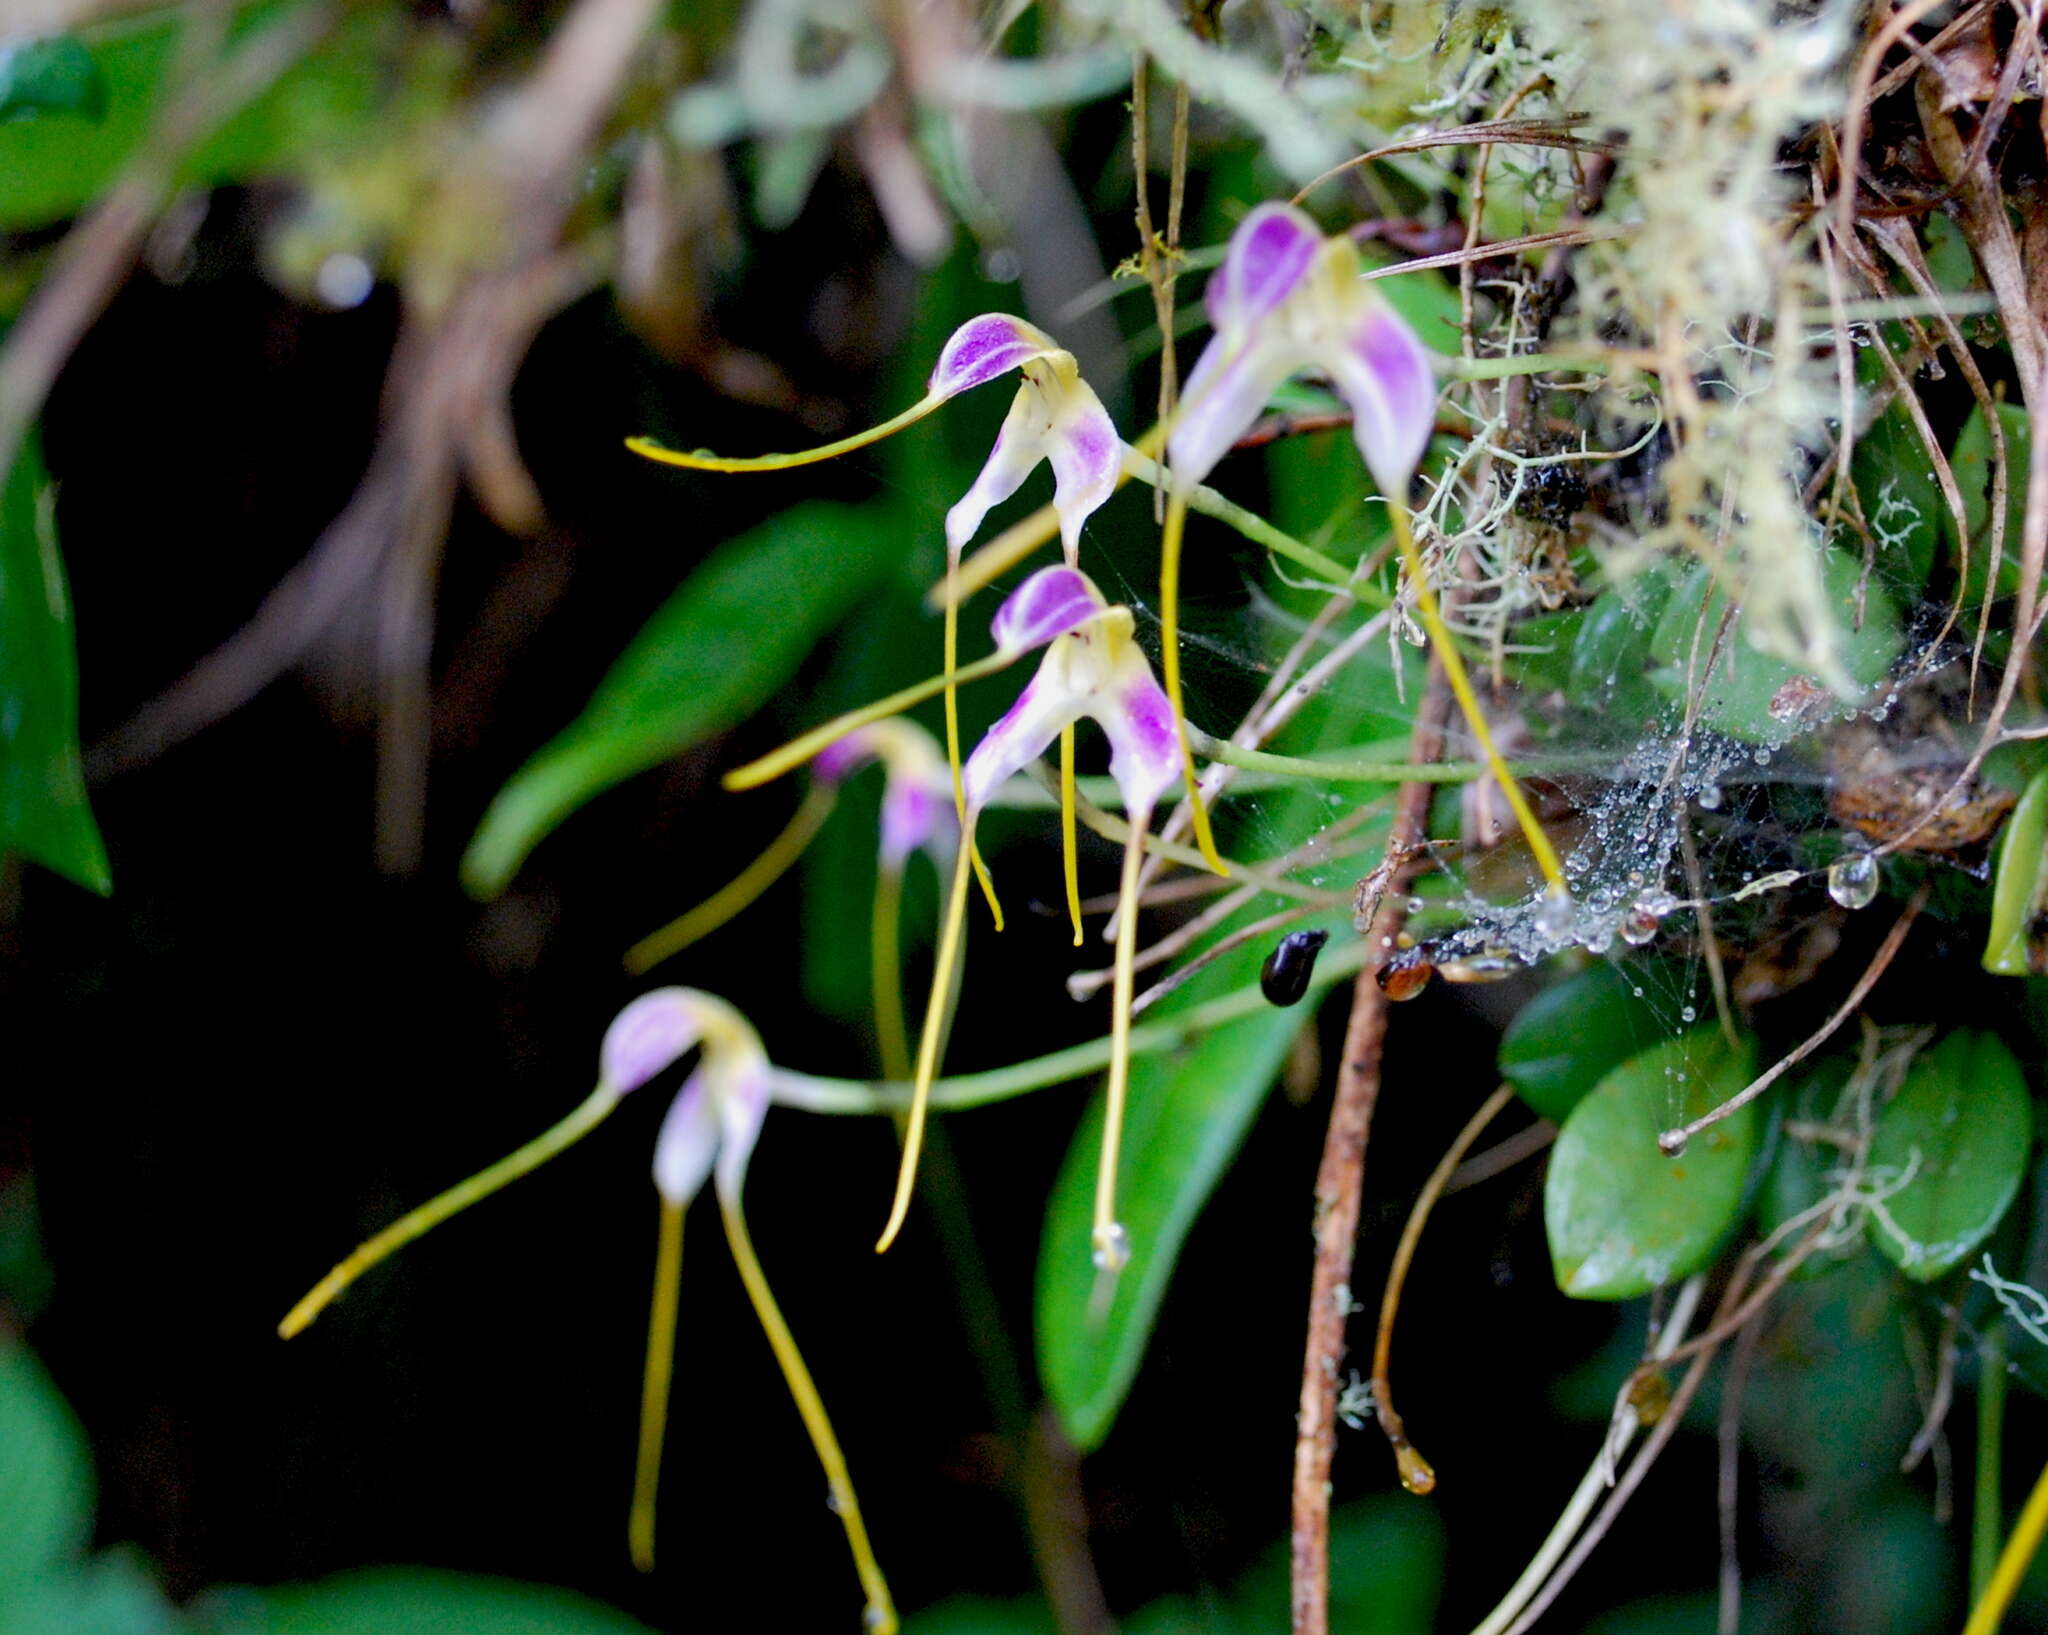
[
  {"left": 1867, "top": 1029, "right": 2032, "bottom": 1282},
  {"left": 1985, "top": 765, "right": 2048, "bottom": 975},
  {"left": 0, "top": 1550, "right": 180, "bottom": 1635},
  {"left": 461, "top": 500, "right": 903, "bottom": 897},
  {"left": 0, "top": 1344, "right": 94, "bottom": 1590},
  {"left": 1647, "top": 552, "right": 1902, "bottom": 744},
  {"left": 0, "top": 428, "right": 111, "bottom": 895},
  {"left": 1498, "top": 960, "right": 1675, "bottom": 1123},
  {"left": 1848, "top": 399, "right": 1941, "bottom": 592},
  {"left": 1755, "top": 1055, "right": 1856, "bottom": 1276},
  {"left": 1036, "top": 931, "right": 1320, "bottom": 1450},
  {"left": 1949, "top": 399, "right": 2029, "bottom": 603},
  {"left": 1546, "top": 1028, "right": 1761, "bottom": 1300},
  {"left": 0, "top": 37, "right": 106, "bottom": 124},
  {"left": 240, "top": 1570, "right": 655, "bottom": 1635}
]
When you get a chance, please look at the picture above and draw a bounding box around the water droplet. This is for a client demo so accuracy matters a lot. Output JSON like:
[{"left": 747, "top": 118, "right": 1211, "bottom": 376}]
[
  {"left": 1754, "top": 746, "right": 1773, "bottom": 765},
  {"left": 1092, "top": 1222, "right": 1130, "bottom": 1273},
  {"left": 1827, "top": 849, "right": 1879, "bottom": 909},
  {"left": 1619, "top": 905, "right": 1661, "bottom": 946},
  {"left": 1378, "top": 960, "right": 1435, "bottom": 1001},
  {"left": 1680, "top": 1005, "right": 1697, "bottom": 1023},
  {"left": 1697, "top": 784, "right": 1722, "bottom": 811},
  {"left": 1396, "top": 1444, "right": 1437, "bottom": 1494},
  {"left": 1658, "top": 1129, "right": 1689, "bottom": 1157},
  {"left": 1536, "top": 887, "right": 1575, "bottom": 937},
  {"left": 1405, "top": 895, "right": 1426, "bottom": 914}
]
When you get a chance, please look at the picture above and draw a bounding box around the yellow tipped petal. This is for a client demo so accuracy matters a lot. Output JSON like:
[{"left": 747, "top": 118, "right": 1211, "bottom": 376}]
[
  {"left": 625, "top": 395, "right": 943, "bottom": 475},
  {"left": 720, "top": 1193, "right": 898, "bottom": 1635},
  {"left": 277, "top": 1085, "right": 617, "bottom": 1340},
  {"left": 628, "top": 1198, "right": 687, "bottom": 1573},
  {"left": 724, "top": 651, "right": 1013, "bottom": 792},
  {"left": 1092, "top": 823, "right": 1147, "bottom": 1280},
  {"left": 625, "top": 784, "right": 837, "bottom": 973},
  {"left": 1060, "top": 726, "right": 1083, "bottom": 946},
  {"left": 1158, "top": 492, "right": 1229, "bottom": 876},
  {"left": 878, "top": 839, "right": 975, "bottom": 1254},
  {"left": 1387, "top": 508, "right": 1565, "bottom": 897}
]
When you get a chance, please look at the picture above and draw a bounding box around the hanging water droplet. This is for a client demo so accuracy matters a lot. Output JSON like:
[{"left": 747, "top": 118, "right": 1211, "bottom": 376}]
[
  {"left": 1697, "top": 784, "right": 1722, "bottom": 811},
  {"left": 1827, "top": 849, "right": 1880, "bottom": 910},
  {"left": 1536, "top": 887, "right": 1575, "bottom": 937},
  {"left": 1680, "top": 1005, "right": 1697, "bottom": 1023},
  {"left": 1378, "top": 960, "right": 1435, "bottom": 1001},
  {"left": 1754, "top": 746, "right": 1772, "bottom": 765},
  {"left": 1657, "top": 1129, "right": 1689, "bottom": 1157},
  {"left": 1619, "top": 905, "right": 1661, "bottom": 946},
  {"left": 1405, "top": 895, "right": 1426, "bottom": 914},
  {"left": 1092, "top": 1222, "right": 1130, "bottom": 1273}
]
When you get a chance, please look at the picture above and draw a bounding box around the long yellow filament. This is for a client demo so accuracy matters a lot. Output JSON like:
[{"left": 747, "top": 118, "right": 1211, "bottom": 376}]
[
  {"left": 724, "top": 652, "right": 1013, "bottom": 792},
  {"left": 625, "top": 785, "right": 837, "bottom": 973},
  {"left": 876, "top": 836, "right": 976, "bottom": 1253},
  {"left": 1964, "top": 1453, "right": 2048, "bottom": 1635},
  {"left": 870, "top": 862, "right": 911, "bottom": 1084},
  {"left": 720, "top": 1192, "right": 898, "bottom": 1635},
  {"left": 277, "top": 1086, "right": 618, "bottom": 1339},
  {"left": 1386, "top": 506, "right": 1566, "bottom": 898},
  {"left": 1159, "top": 491, "right": 1228, "bottom": 875},
  {"left": 624, "top": 394, "right": 944, "bottom": 474},
  {"left": 940, "top": 563, "right": 1005, "bottom": 929},
  {"left": 1093, "top": 820, "right": 1147, "bottom": 1276},
  {"left": 628, "top": 1197, "right": 687, "bottom": 1571},
  {"left": 1060, "top": 726, "right": 1084, "bottom": 945}
]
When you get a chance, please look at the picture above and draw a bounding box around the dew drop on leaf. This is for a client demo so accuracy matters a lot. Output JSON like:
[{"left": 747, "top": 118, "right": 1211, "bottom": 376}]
[{"left": 1827, "top": 850, "right": 1879, "bottom": 910}]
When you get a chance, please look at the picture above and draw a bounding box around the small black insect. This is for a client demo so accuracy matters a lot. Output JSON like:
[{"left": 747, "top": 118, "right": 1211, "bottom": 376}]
[{"left": 1260, "top": 929, "right": 1330, "bottom": 1007}]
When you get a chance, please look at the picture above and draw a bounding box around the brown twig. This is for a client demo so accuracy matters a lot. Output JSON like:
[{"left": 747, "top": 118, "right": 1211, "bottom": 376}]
[
  {"left": 1289, "top": 656, "right": 1454, "bottom": 1635},
  {"left": 1716, "top": 1304, "right": 1770, "bottom": 1635}
]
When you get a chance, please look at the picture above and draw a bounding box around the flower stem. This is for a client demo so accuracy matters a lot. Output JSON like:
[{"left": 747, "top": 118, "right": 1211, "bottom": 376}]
[
  {"left": 277, "top": 1085, "right": 617, "bottom": 1339},
  {"left": 625, "top": 393, "right": 943, "bottom": 473},
  {"left": 1964, "top": 1446, "right": 2048, "bottom": 1635},
  {"left": 1189, "top": 730, "right": 1555, "bottom": 784},
  {"left": 719, "top": 1192, "right": 897, "bottom": 1635},
  {"left": 1159, "top": 487, "right": 1229, "bottom": 874},
  {"left": 1386, "top": 504, "right": 1565, "bottom": 896},
  {"left": 625, "top": 784, "right": 837, "bottom": 972},
  {"left": 1093, "top": 819, "right": 1147, "bottom": 1277},
  {"left": 628, "top": 1198, "right": 686, "bottom": 1572},
  {"left": 1060, "top": 726, "right": 1084, "bottom": 944},
  {"left": 1441, "top": 350, "right": 1616, "bottom": 383},
  {"left": 1976, "top": 1327, "right": 2009, "bottom": 1600},
  {"left": 871, "top": 861, "right": 911, "bottom": 1084}
]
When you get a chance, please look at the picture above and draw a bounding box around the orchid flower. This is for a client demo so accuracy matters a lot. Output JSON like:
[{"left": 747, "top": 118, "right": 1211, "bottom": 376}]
[
  {"left": 1160, "top": 203, "right": 1567, "bottom": 900},
  {"left": 624, "top": 717, "right": 952, "bottom": 978},
  {"left": 627, "top": 313, "right": 1125, "bottom": 928},
  {"left": 277, "top": 990, "right": 897, "bottom": 1635},
  {"left": 880, "top": 566, "right": 1181, "bottom": 1277}
]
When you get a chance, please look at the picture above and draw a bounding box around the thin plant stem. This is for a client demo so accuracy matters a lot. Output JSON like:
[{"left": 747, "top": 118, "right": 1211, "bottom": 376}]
[
  {"left": 877, "top": 835, "right": 975, "bottom": 1253},
  {"left": 945, "top": 552, "right": 1004, "bottom": 927},
  {"left": 1964, "top": 1450, "right": 2048, "bottom": 1635},
  {"left": 871, "top": 861, "right": 911, "bottom": 1084},
  {"left": 1060, "top": 726, "right": 1083, "bottom": 945},
  {"left": 724, "top": 651, "right": 1012, "bottom": 792},
  {"left": 1977, "top": 1327, "right": 2009, "bottom": 1602},
  {"left": 718, "top": 1192, "right": 897, "bottom": 1635},
  {"left": 1159, "top": 489, "right": 1228, "bottom": 873},
  {"left": 625, "top": 784, "right": 836, "bottom": 972},
  {"left": 1386, "top": 504, "right": 1564, "bottom": 897},
  {"left": 1371, "top": 1084, "right": 1515, "bottom": 1495},
  {"left": 624, "top": 392, "right": 941, "bottom": 472},
  {"left": 628, "top": 1198, "right": 686, "bottom": 1571},
  {"left": 1191, "top": 731, "right": 1562, "bottom": 784},
  {"left": 277, "top": 1085, "right": 616, "bottom": 1338}
]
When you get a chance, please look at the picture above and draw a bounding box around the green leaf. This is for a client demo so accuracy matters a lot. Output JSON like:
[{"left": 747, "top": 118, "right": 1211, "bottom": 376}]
[
  {"left": 0, "top": 427, "right": 111, "bottom": 894},
  {"left": 1867, "top": 1030, "right": 2032, "bottom": 1282},
  {"left": 1949, "top": 399, "right": 2029, "bottom": 603},
  {"left": 1498, "top": 960, "right": 1677, "bottom": 1124},
  {"left": 1035, "top": 931, "right": 1318, "bottom": 1450},
  {"left": 1545, "top": 1029, "right": 1761, "bottom": 1300},
  {"left": 234, "top": 1570, "right": 655, "bottom": 1635},
  {"left": 1565, "top": 571, "right": 1671, "bottom": 725},
  {"left": 0, "top": 1343, "right": 94, "bottom": 1591},
  {"left": 461, "top": 500, "right": 903, "bottom": 897},
  {"left": 1848, "top": 399, "right": 1941, "bottom": 593},
  {"left": 0, "top": 37, "right": 106, "bottom": 124},
  {"left": 1985, "top": 766, "right": 2048, "bottom": 975},
  {"left": 1646, "top": 552, "right": 1902, "bottom": 744},
  {"left": 0, "top": 1550, "right": 180, "bottom": 1635}
]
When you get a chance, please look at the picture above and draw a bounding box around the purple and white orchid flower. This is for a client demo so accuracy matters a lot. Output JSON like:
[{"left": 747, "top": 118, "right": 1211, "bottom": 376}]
[
  {"left": 278, "top": 988, "right": 898, "bottom": 1634},
  {"left": 1150, "top": 203, "right": 1442, "bottom": 875},
  {"left": 878, "top": 566, "right": 1180, "bottom": 1276}
]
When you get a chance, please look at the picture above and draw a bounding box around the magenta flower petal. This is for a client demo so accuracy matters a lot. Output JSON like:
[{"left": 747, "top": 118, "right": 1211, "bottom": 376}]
[
  {"left": 1099, "top": 671, "right": 1182, "bottom": 819},
  {"left": 1329, "top": 299, "right": 1438, "bottom": 495},
  {"left": 929, "top": 314, "right": 1055, "bottom": 399},
  {"left": 652, "top": 1070, "right": 719, "bottom": 1206},
  {"left": 602, "top": 989, "right": 707, "bottom": 1094},
  {"left": 812, "top": 728, "right": 877, "bottom": 785},
  {"left": 963, "top": 669, "right": 1079, "bottom": 813},
  {"left": 990, "top": 566, "right": 1106, "bottom": 657},
  {"left": 879, "top": 777, "right": 946, "bottom": 868},
  {"left": 1044, "top": 386, "right": 1122, "bottom": 559},
  {"left": 1167, "top": 332, "right": 1304, "bottom": 491},
  {"left": 1206, "top": 203, "right": 1322, "bottom": 331}
]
